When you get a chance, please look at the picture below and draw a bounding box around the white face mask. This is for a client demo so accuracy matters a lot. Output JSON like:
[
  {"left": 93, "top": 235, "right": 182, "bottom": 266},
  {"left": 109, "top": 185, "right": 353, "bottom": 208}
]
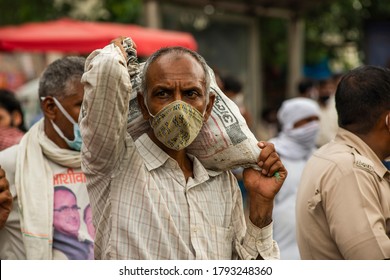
[{"left": 285, "top": 121, "right": 320, "bottom": 149}]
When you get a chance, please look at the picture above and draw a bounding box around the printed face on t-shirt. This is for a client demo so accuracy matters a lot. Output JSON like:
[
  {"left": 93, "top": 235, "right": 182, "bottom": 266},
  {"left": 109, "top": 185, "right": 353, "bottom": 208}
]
[
  {"left": 53, "top": 188, "right": 81, "bottom": 237},
  {"left": 84, "top": 204, "right": 95, "bottom": 239}
]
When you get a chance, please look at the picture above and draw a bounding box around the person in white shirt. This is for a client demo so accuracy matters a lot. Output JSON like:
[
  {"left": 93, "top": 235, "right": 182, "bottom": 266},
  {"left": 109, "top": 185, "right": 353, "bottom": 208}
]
[
  {"left": 0, "top": 56, "right": 94, "bottom": 259},
  {"left": 269, "top": 97, "right": 320, "bottom": 259}
]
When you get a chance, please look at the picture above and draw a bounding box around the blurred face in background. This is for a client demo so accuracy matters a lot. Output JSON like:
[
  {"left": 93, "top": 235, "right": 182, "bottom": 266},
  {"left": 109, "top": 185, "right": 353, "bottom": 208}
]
[
  {"left": 318, "top": 79, "right": 335, "bottom": 106},
  {"left": 0, "top": 107, "right": 12, "bottom": 128},
  {"left": 50, "top": 81, "right": 84, "bottom": 144},
  {"left": 0, "top": 89, "right": 25, "bottom": 131},
  {"left": 0, "top": 106, "right": 22, "bottom": 129}
]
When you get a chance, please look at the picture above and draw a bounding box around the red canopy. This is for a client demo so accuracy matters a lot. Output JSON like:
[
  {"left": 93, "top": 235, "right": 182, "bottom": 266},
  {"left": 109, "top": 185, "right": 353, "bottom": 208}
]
[{"left": 0, "top": 18, "right": 197, "bottom": 56}]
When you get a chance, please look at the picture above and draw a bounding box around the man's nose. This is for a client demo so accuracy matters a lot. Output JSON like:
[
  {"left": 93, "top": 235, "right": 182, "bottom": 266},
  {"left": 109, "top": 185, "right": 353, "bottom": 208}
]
[{"left": 172, "top": 90, "right": 183, "bottom": 102}]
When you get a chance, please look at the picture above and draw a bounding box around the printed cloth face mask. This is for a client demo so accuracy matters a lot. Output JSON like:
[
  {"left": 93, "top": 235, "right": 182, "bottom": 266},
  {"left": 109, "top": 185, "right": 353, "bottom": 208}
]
[
  {"left": 146, "top": 100, "right": 205, "bottom": 151},
  {"left": 42, "top": 97, "right": 83, "bottom": 151}
]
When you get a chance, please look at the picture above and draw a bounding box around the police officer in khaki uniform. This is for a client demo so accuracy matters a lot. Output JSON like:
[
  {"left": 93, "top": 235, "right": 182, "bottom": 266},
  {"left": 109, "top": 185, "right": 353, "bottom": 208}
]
[{"left": 296, "top": 65, "right": 390, "bottom": 260}]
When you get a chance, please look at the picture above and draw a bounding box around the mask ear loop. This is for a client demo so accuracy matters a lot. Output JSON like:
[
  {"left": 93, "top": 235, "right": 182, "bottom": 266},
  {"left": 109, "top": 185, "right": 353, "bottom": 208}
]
[
  {"left": 40, "top": 97, "right": 77, "bottom": 125},
  {"left": 52, "top": 97, "right": 77, "bottom": 125},
  {"left": 40, "top": 97, "right": 67, "bottom": 140},
  {"left": 143, "top": 94, "right": 156, "bottom": 118}
]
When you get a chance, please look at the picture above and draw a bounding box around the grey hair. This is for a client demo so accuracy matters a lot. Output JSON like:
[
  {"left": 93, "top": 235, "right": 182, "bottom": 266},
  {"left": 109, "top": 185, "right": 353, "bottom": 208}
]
[
  {"left": 140, "top": 47, "right": 211, "bottom": 98},
  {"left": 38, "top": 56, "right": 86, "bottom": 100}
]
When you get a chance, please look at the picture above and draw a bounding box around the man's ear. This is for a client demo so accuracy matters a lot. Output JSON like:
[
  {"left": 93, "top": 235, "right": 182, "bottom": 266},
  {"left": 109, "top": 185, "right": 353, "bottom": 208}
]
[
  {"left": 203, "top": 92, "right": 215, "bottom": 122},
  {"left": 40, "top": 97, "right": 57, "bottom": 120},
  {"left": 137, "top": 92, "right": 150, "bottom": 120}
]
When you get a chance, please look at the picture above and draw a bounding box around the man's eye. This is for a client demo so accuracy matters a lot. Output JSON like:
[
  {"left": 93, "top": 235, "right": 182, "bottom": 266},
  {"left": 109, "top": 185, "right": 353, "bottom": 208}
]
[
  {"left": 185, "top": 90, "right": 199, "bottom": 97},
  {"left": 155, "top": 90, "right": 168, "bottom": 97}
]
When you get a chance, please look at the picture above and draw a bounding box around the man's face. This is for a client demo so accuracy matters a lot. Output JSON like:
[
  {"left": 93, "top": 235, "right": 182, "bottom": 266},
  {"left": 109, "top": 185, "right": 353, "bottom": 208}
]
[
  {"left": 0, "top": 108, "right": 12, "bottom": 128},
  {"left": 142, "top": 52, "right": 212, "bottom": 120},
  {"left": 293, "top": 115, "right": 320, "bottom": 129},
  {"left": 318, "top": 81, "right": 335, "bottom": 105},
  {"left": 319, "top": 82, "right": 334, "bottom": 96},
  {"left": 53, "top": 189, "right": 80, "bottom": 237},
  {"left": 52, "top": 81, "right": 84, "bottom": 141}
]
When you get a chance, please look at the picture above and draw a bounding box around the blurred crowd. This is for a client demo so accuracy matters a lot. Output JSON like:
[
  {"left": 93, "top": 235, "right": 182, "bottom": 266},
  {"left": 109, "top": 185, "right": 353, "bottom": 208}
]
[
  {"left": 0, "top": 43, "right": 389, "bottom": 260},
  {"left": 0, "top": 66, "right": 341, "bottom": 155}
]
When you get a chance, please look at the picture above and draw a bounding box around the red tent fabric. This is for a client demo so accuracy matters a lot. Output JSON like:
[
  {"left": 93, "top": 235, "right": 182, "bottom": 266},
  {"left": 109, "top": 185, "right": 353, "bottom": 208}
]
[{"left": 0, "top": 18, "right": 197, "bottom": 56}]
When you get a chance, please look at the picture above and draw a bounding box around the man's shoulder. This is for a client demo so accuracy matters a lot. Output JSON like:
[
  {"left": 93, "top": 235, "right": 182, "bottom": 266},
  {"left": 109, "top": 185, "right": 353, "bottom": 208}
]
[
  {"left": 300, "top": 142, "right": 356, "bottom": 182},
  {"left": 312, "top": 141, "right": 354, "bottom": 165},
  {"left": 351, "top": 152, "right": 375, "bottom": 173},
  {"left": 0, "top": 144, "right": 19, "bottom": 172},
  {"left": 311, "top": 141, "right": 377, "bottom": 177}
]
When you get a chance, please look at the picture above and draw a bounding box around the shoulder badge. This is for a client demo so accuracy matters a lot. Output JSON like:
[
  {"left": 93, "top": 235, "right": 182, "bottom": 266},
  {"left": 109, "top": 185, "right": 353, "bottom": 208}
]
[{"left": 353, "top": 152, "right": 374, "bottom": 173}]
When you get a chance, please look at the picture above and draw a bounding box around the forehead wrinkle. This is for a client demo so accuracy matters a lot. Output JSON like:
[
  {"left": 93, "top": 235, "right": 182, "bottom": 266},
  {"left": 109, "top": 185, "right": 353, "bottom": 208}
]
[
  {"left": 152, "top": 79, "right": 204, "bottom": 88},
  {"left": 147, "top": 56, "right": 207, "bottom": 92},
  {"left": 153, "top": 53, "right": 205, "bottom": 77}
]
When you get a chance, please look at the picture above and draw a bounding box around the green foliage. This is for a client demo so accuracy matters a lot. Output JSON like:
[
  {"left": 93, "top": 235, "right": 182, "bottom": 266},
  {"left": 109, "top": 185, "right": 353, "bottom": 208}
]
[
  {"left": 303, "top": 0, "right": 390, "bottom": 67},
  {"left": 258, "top": 0, "right": 390, "bottom": 71},
  {"left": 303, "top": 0, "right": 361, "bottom": 65},
  {"left": 2, "top": 0, "right": 390, "bottom": 70},
  {"left": 104, "top": 0, "right": 142, "bottom": 23},
  {"left": 0, "top": 0, "right": 62, "bottom": 25},
  {"left": 0, "top": 0, "right": 142, "bottom": 26},
  {"left": 260, "top": 18, "right": 288, "bottom": 68}
]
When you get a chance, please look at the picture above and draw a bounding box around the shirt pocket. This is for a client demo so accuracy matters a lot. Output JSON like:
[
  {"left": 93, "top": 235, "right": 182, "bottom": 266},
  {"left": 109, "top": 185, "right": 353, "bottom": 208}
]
[
  {"left": 196, "top": 225, "right": 234, "bottom": 259},
  {"left": 308, "top": 189, "right": 322, "bottom": 211}
]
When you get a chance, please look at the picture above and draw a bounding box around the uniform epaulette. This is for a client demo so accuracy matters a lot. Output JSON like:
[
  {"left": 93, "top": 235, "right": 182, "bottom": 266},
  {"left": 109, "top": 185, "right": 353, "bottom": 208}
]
[{"left": 353, "top": 152, "right": 375, "bottom": 173}]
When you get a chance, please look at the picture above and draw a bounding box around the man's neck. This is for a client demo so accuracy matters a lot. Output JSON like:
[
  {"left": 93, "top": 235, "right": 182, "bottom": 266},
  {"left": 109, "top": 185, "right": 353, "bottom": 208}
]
[{"left": 148, "top": 131, "right": 194, "bottom": 180}]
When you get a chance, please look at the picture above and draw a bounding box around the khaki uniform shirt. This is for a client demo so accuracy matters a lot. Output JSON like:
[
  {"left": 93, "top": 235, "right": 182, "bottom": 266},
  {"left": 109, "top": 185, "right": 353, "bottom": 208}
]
[
  {"left": 296, "top": 128, "right": 390, "bottom": 259},
  {"left": 80, "top": 44, "right": 279, "bottom": 260}
]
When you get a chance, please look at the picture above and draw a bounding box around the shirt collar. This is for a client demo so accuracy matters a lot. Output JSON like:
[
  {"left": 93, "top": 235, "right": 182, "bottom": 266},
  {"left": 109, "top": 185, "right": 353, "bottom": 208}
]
[
  {"left": 336, "top": 127, "right": 389, "bottom": 179},
  {"left": 135, "top": 133, "right": 223, "bottom": 179},
  {"left": 135, "top": 133, "right": 170, "bottom": 171}
]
